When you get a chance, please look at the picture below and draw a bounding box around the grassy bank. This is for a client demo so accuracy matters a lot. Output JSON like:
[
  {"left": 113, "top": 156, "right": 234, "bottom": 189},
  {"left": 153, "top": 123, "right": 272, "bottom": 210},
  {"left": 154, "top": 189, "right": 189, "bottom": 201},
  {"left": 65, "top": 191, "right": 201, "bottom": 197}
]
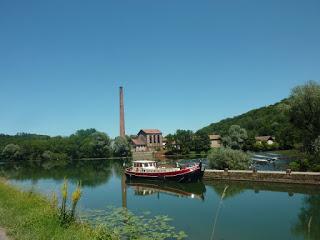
[{"left": 0, "top": 179, "right": 115, "bottom": 240}]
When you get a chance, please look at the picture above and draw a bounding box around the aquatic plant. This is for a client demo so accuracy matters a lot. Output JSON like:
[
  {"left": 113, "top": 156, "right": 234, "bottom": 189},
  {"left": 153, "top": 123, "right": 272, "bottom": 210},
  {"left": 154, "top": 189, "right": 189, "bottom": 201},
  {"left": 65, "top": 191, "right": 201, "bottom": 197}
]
[
  {"left": 82, "top": 206, "right": 187, "bottom": 240},
  {"left": 71, "top": 181, "right": 82, "bottom": 218},
  {"left": 58, "top": 179, "right": 82, "bottom": 226}
]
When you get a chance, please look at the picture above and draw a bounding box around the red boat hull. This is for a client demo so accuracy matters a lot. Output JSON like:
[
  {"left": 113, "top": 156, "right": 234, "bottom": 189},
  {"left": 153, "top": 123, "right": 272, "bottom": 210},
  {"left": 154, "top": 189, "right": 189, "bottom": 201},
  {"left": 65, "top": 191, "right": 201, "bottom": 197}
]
[{"left": 125, "top": 165, "right": 204, "bottom": 183}]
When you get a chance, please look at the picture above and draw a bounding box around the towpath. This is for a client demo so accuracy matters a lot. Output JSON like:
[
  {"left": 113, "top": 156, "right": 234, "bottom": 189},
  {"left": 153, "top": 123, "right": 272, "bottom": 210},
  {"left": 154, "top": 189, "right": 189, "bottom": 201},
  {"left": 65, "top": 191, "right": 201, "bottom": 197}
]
[{"left": 0, "top": 228, "right": 9, "bottom": 240}]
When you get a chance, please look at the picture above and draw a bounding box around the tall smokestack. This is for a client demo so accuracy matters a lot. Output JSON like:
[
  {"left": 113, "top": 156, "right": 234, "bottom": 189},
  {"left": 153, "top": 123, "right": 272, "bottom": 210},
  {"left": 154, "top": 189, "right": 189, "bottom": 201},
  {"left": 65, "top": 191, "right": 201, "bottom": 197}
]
[{"left": 119, "top": 86, "right": 125, "bottom": 138}]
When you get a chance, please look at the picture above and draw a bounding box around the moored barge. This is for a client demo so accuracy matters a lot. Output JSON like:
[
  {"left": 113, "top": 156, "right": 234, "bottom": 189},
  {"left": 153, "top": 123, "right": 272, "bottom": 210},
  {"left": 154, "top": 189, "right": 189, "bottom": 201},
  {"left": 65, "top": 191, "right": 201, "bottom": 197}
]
[{"left": 125, "top": 160, "right": 204, "bottom": 182}]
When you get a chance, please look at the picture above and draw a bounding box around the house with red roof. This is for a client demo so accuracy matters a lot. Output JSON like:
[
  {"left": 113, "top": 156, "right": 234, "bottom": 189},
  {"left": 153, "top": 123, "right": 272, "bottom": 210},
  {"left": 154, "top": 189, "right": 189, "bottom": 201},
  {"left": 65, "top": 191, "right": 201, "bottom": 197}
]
[{"left": 131, "top": 129, "right": 163, "bottom": 152}]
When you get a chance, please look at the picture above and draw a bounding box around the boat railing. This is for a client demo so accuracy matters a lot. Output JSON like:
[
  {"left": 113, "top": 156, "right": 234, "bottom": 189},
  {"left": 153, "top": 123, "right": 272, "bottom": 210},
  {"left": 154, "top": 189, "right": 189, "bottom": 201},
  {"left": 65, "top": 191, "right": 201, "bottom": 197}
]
[{"left": 132, "top": 167, "right": 181, "bottom": 173}]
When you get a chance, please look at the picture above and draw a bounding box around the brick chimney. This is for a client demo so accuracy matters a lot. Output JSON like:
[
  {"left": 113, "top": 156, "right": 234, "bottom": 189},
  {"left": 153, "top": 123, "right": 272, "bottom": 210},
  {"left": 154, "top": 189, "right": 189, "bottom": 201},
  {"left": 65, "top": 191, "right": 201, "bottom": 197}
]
[{"left": 119, "top": 86, "right": 125, "bottom": 138}]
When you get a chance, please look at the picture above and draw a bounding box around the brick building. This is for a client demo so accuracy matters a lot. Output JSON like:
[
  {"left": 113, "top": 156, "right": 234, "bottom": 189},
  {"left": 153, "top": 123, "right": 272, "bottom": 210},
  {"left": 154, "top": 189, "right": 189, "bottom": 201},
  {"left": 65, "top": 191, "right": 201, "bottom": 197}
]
[{"left": 131, "top": 129, "right": 163, "bottom": 152}]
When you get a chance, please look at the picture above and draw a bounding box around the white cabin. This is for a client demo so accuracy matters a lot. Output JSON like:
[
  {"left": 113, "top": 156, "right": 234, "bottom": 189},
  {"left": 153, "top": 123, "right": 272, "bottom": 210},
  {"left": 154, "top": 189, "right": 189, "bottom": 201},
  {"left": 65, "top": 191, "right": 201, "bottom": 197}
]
[{"left": 132, "top": 160, "right": 157, "bottom": 170}]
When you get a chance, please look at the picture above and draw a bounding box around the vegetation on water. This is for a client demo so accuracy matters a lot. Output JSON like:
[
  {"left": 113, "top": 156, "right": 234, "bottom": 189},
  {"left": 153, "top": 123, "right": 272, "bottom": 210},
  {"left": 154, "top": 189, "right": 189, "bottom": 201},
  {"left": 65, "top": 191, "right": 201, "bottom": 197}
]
[
  {"left": 0, "top": 179, "right": 187, "bottom": 240},
  {"left": 82, "top": 207, "right": 187, "bottom": 240},
  {"left": 207, "top": 147, "right": 251, "bottom": 170}
]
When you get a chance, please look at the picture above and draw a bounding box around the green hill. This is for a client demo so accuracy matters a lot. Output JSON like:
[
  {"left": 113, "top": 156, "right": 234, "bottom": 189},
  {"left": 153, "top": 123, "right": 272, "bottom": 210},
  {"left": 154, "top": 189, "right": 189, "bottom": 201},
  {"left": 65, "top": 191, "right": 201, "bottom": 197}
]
[{"left": 198, "top": 99, "right": 298, "bottom": 149}]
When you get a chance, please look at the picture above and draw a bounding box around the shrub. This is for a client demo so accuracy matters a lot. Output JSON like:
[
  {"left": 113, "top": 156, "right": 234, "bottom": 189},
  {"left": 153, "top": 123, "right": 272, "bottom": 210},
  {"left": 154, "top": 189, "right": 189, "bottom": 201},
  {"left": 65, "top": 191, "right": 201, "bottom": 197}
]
[
  {"left": 207, "top": 147, "right": 251, "bottom": 170},
  {"left": 1, "top": 144, "right": 24, "bottom": 161}
]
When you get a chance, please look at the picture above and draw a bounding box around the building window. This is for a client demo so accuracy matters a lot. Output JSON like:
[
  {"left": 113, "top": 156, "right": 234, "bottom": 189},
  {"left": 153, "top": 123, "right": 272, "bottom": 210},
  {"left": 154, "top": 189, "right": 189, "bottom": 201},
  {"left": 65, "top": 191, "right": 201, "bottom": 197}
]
[
  {"left": 154, "top": 135, "right": 156, "bottom": 143},
  {"left": 149, "top": 136, "right": 152, "bottom": 143}
]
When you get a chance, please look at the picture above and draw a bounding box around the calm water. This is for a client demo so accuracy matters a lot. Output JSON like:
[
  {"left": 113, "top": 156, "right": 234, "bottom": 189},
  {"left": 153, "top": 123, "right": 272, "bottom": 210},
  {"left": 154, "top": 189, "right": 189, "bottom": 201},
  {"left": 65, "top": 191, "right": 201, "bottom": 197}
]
[{"left": 1, "top": 159, "right": 319, "bottom": 240}]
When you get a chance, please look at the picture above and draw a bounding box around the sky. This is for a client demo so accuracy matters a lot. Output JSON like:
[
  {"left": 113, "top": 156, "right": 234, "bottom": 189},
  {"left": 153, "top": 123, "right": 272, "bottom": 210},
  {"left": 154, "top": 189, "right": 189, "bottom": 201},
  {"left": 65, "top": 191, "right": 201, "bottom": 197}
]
[{"left": 0, "top": 0, "right": 320, "bottom": 138}]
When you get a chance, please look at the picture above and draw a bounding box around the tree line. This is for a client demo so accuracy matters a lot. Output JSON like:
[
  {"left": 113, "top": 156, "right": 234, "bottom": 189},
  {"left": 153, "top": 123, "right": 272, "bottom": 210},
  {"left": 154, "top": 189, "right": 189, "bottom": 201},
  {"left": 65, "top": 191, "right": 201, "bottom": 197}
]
[{"left": 0, "top": 129, "right": 132, "bottom": 161}]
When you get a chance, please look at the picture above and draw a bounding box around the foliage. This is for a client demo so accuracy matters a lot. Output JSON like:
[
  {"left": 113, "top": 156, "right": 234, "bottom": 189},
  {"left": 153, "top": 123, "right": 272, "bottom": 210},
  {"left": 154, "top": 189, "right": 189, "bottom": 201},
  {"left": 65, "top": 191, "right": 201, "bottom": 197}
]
[
  {"left": 1, "top": 143, "right": 24, "bottom": 160},
  {"left": 165, "top": 130, "right": 210, "bottom": 154},
  {"left": 42, "top": 150, "right": 69, "bottom": 161},
  {"left": 164, "top": 134, "right": 176, "bottom": 152},
  {"left": 79, "top": 132, "right": 112, "bottom": 158},
  {"left": 112, "top": 136, "right": 131, "bottom": 157},
  {"left": 0, "top": 129, "right": 113, "bottom": 161},
  {"left": 198, "top": 98, "right": 297, "bottom": 150},
  {"left": 288, "top": 81, "right": 320, "bottom": 152},
  {"left": 222, "top": 125, "right": 248, "bottom": 150},
  {"left": 175, "top": 130, "right": 194, "bottom": 154},
  {"left": 82, "top": 207, "right": 187, "bottom": 240},
  {"left": 312, "top": 136, "right": 320, "bottom": 159},
  {"left": 207, "top": 147, "right": 251, "bottom": 170},
  {"left": 193, "top": 131, "right": 211, "bottom": 152},
  {"left": 253, "top": 141, "right": 279, "bottom": 151}
]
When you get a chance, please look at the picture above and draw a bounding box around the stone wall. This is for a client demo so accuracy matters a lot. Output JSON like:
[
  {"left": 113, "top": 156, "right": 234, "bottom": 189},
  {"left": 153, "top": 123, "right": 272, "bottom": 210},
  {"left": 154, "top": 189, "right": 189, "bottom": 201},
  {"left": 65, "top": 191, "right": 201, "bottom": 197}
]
[
  {"left": 132, "top": 151, "right": 154, "bottom": 160},
  {"left": 204, "top": 169, "right": 320, "bottom": 185}
]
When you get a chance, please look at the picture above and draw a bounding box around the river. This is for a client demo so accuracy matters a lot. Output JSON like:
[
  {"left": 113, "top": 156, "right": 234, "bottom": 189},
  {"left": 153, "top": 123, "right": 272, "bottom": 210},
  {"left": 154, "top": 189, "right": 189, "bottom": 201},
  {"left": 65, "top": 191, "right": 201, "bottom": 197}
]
[{"left": 0, "top": 159, "right": 319, "bottom": 240}]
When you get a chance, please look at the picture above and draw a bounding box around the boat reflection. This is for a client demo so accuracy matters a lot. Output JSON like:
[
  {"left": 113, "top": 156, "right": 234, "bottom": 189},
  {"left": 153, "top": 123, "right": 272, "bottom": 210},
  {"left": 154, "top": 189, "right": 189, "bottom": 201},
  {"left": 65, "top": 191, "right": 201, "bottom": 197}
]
[{"left": 126, "top": 179, "right": 206, "bottom": 201}]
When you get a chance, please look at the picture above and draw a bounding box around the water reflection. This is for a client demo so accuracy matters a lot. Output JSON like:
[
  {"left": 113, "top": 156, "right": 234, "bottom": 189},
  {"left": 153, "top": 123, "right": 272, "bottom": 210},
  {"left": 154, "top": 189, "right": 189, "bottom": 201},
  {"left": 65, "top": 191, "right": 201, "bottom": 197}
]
[
  {"left": 0, "top": 159, "right": 118, "bottom": 187},
  {"left": 292, "top": 195, "right": 320, "bottom": 240},
  {"left": 126, "top": 179, "right": 206, "bottom": 201}
]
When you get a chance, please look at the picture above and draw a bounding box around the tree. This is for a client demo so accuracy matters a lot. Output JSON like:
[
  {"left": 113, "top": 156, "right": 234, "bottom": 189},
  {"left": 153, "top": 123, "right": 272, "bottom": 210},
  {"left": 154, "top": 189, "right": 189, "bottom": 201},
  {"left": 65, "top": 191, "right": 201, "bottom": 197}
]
[
  {"left": 79, "top": 132, "right": 112, "bottom": 158},
  {"left": 312, "top": 136, "right": 320, "bottom": 163},
  {"left": 193, "top": 131, "right": 210, "bottom": 152},
  {"left": 112, "top": 137, "right": 131, "bottom": 157},
  {"left": 288, "top": 81, "right": 320, "bottom": 152},
  {"left": 207, "top": 147, "right": 251, "bottom": 170},
  {"left": 175, "top": 130, "right": 194, "bottom": 154},
  {"left": 164, "top": 134, "right": 176, "bottom": 152},
  {"left": 2, "top": 144, "right": 24, "bottom": 161},
  {"left": 222, "top": 125, "right": 248, "bottom": 150}
]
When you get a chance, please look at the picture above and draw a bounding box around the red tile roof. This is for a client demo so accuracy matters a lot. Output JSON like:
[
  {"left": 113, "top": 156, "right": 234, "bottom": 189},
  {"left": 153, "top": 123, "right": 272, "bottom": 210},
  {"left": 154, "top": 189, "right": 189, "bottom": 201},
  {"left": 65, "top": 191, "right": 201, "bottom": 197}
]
[
  {"left": 255, "top": 136, "right": 275, "bottom": 141},
  {"left": 131, "top": 138, "right": 146, "bottom": 146},
  {"left": 140, "top": 129, "right": 162, "bottom": 134}
]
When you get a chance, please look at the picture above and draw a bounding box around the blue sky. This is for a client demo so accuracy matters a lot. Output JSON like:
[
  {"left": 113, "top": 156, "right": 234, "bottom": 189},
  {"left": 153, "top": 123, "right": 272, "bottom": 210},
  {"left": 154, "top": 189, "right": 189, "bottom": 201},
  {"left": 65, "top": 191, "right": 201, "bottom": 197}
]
[{"left": 1, "top": 0, "right": 320, "bottom": 137}]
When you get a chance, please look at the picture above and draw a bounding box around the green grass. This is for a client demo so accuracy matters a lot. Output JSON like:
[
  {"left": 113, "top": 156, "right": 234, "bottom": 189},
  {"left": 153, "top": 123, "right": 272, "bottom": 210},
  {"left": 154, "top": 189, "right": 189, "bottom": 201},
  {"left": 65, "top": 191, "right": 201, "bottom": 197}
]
[{"left": 0, "top": 179, "right": 115, "bottom": 240}]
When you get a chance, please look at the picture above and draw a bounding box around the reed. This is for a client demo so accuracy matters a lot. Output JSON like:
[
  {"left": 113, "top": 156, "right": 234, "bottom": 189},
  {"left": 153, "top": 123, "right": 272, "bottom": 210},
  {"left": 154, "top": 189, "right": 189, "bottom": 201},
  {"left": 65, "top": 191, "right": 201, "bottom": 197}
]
[
  {"left": 58, "top": 179, "right": 82, "bottom": 226},
  {"left": 71, "top": 181, "right": 82, "bottom": 219}
]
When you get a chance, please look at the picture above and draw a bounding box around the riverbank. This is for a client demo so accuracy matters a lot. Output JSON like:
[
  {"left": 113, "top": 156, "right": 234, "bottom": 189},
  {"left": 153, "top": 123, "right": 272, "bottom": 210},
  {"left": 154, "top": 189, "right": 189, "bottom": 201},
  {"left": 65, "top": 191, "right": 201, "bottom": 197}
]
[
  {"left": 0, "top": 179, "right": 115, "bottom": 240},
  {"left": 204, "top": 169, "right": 320, "bottom": 185}
]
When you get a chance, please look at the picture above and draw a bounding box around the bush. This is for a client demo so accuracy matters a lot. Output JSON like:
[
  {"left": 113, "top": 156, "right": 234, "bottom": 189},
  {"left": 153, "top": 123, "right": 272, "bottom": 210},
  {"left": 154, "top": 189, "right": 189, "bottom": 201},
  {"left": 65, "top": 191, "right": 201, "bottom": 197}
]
[
  {"left": 1, "top": 144, "right": 25, "bottom": 161},
  {"left": 207, "top": 147, "right": 251, "bottom": 170}
]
